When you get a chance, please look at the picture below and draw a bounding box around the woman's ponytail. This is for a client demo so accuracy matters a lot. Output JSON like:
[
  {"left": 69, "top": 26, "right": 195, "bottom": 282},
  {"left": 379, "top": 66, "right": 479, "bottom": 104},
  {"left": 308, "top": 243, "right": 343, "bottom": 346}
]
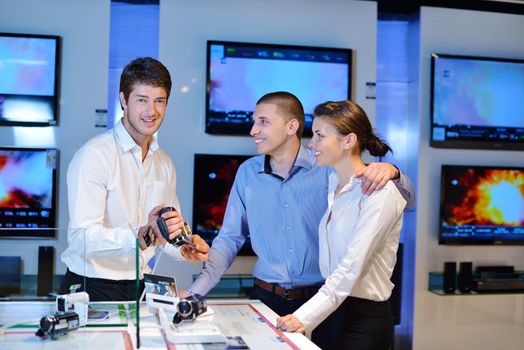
[{"left": 365, "top": 133, "right": 392, "bottom": 157}]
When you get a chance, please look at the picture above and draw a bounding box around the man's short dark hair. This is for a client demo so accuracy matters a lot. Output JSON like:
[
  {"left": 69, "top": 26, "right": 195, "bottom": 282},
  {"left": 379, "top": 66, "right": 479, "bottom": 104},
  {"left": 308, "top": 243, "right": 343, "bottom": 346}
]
[
  {"left": 120, "top": 57, "right": 172, "bottom": 105},
  {"left": 256, "top": 91, "right": 305, "bottom": 138}
]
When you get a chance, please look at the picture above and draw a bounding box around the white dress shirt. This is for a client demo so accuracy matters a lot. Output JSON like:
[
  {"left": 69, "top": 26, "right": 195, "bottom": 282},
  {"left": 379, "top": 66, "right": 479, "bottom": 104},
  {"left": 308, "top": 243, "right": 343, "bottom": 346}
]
[
  {"left": 293, "top": 172, "right": 406, "bottom": 331},
  {"left": 61, "top": 120, "right": 184, "bottom": 280}
]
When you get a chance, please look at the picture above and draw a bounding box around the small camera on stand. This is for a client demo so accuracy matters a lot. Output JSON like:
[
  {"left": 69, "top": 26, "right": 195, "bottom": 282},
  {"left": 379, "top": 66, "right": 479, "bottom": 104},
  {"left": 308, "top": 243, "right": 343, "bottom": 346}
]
[
  {"left": 35, "top": 311, "right": 79, "bottom": 340},
  {"left": 157, "top": 207, "right": 193, "bottom": 247},
  {"left": 56, "top": 291, "right": 89, "bottom": 326},
  {"left": 172, "top": 294, "right": 207, "bottom": 324},
  {"left": 156, "top": 293, "right": 225, "bottom": 344}
]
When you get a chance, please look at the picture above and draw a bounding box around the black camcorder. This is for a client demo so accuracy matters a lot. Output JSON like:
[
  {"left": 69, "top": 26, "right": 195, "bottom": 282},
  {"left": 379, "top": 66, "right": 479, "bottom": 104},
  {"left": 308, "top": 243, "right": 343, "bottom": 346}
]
[
  {"left": 35, "top": 311, "right": 79, "bottom": 340},
  {"left": 157, "top": 207, "right": 193, "bottom": 247},
  {"left": 172, "top": 294, "right": 207, "bottom": 324}
]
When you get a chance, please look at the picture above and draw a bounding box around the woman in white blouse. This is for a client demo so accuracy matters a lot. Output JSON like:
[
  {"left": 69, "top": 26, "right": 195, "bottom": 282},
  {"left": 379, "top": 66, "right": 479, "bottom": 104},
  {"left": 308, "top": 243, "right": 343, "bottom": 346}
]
[{"left": 277, "top": 100, "right": 406, "bottom": 349}]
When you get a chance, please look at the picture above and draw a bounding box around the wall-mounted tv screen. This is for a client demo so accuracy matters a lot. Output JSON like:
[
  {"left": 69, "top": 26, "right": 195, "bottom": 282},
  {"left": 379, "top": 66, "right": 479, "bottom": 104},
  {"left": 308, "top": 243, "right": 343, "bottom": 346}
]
[
  {"left": 0, "top": 32, "right": 61, "bottom": 126},
  {"left": 192, "top": 153, "right": 255, "bottom": 256},
  {"left": 430, "top": 53, "right": 524, "bottom": 150},
  {"left": 206, "top": 40, "right": 352, "bottom": 137},
  {"left": 439, "top": 165, "right": 524, "bottom": 245},
  {"left": 0, "top": 147, "right": 58, "bottom": 238}
]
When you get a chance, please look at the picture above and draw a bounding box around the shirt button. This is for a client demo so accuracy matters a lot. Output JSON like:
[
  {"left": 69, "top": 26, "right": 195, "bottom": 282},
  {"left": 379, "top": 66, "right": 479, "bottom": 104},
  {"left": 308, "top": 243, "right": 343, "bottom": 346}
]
[
  {"left": 283, "top": 202, "right": 288, "bottom": 208},
  {"left": 286, "top": 226, "right": 290, "bottom": 231}
]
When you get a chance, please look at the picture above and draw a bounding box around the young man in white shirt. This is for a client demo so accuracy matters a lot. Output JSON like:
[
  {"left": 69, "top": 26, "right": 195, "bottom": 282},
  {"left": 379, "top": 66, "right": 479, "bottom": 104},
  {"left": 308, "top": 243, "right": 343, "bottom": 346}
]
[{"left": 60, "top": 57, "right": 209, "bottom": 301}]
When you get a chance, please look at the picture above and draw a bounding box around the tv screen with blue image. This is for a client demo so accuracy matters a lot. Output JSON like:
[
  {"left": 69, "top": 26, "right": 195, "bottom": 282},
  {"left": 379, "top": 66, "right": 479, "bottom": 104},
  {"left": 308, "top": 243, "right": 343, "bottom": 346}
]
[
  {"left": 430, "top": 53, "right": 524, "bottom": 150},
  {"left": 206, "top": 41, "right": 352, "bottom": 137},
  {"left": 0, "top": 32, "right": 60, "bottom": 126},
  {"left": 439, "top": 165, "right": 524, "bottom": 245}
]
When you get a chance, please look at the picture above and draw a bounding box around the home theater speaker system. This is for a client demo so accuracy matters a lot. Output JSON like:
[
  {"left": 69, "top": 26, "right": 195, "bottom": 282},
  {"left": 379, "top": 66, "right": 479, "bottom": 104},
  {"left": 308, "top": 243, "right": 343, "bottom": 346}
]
[
  {"left": 37, "top": 246, "right": 54, "bottom": 296},
  {"left": 443, "top": 262, "right": 457, "bottom": 293},
  {"left": 458, "top": 262, "right": 473, "bottom": 293}
]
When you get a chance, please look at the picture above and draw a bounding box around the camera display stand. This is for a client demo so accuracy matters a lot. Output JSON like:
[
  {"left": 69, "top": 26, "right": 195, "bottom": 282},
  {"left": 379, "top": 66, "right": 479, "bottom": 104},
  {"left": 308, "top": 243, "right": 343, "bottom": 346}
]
[
  {"left": 146, "top": 293, "right": 179, "bottom": 313},
  {"left": 158, "top": 308, "right": 227, "bottom": 344},
  {"left": 56, "top": 291, "right": 89, "bottom": 326}
]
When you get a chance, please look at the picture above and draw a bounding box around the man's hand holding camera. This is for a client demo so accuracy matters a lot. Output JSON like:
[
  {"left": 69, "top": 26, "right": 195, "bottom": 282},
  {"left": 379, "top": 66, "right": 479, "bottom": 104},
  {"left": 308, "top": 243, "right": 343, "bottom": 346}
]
[
  {"left": 150, "top": 205, "right": 184, "bottom": 245},
  {"left": 180, "top": 235, "right": 209, "bottom": 262},
  {"left": 138, "top": 205, "right": 209, "bottom": 262}
]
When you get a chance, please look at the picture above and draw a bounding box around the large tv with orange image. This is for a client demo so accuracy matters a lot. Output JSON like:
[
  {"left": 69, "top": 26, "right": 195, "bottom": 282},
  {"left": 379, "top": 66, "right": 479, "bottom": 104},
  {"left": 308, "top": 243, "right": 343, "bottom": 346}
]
[
  {"left": 0, "top": 147, "right": 58, "bottom": 238},
  {"left": 439, "top": 165, "right": 524, "bottom": 244}
]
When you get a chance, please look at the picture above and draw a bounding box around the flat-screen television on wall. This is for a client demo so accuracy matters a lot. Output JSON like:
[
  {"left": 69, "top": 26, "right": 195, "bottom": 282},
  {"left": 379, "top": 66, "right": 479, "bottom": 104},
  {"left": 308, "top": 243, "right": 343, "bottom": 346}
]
[
  {"left": 192, "top": 153, "right": 255, "bottom": 256},
  {"left": 439, "top": 165, "right": 524, "bottom": 245},
  {"left": 430, "top": 53, "right": 524, "bottom": 150},
  {"left": 0, "top": 32, "right": 61, "bottom": 126},
  {"left": 0, "top": 147, "right": 58, "bottom": 238},
  {"left": 206, "top": 40, "right": 352, "bottom": 137}
]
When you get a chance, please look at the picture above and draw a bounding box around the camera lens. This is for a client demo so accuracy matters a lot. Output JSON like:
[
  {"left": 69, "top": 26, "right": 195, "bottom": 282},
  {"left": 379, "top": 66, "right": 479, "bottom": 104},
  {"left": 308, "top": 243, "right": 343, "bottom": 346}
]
[
  {"left": 39, "top": 316, "right": 54, "bottom": 333},
  {"left": 177, "top": 300, "right": 193, "bottom": 317},
  {"left": 173, "top": 234, "right": 189, "bottom": 247}
]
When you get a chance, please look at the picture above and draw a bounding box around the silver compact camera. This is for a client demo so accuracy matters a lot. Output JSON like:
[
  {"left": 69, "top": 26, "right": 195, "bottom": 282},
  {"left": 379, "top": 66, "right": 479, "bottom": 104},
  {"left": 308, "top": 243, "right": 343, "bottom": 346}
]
[{"left": 172, "top": 294, "right": 207, "bottom": 324}]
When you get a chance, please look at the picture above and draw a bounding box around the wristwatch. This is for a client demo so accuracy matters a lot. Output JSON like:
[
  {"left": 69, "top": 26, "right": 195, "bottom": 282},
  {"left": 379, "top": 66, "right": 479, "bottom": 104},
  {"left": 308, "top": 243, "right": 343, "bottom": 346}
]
[{"left": 142, "top": 225, "right": 153, "bottom": 247}]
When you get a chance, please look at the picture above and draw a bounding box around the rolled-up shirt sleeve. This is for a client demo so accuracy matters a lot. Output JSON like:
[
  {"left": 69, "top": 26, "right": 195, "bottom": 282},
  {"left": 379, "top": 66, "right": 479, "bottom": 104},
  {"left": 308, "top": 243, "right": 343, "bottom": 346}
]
[{"left": 394, "top": 171, "right": 416, "bottom": 210}]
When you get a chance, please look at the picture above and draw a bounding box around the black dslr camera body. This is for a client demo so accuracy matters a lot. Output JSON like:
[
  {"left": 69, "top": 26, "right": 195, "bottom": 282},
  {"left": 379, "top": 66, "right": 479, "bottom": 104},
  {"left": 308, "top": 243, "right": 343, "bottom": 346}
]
[
  {"left": 157, "top": 207, "right": 192, "bottom": 247},
  {"left": 172, "top": 294, "right": 207, "bottom": 324}
]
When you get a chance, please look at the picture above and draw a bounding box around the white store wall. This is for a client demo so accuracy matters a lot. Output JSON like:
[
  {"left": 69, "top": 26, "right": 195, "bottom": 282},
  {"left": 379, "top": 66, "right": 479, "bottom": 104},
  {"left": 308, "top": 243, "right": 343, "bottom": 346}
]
[
  {"left": 0, "top": 0, "right": 110, "bottom": 275},
  {"left": 412, "top": 7, "right": 524, "bottom": 350}
]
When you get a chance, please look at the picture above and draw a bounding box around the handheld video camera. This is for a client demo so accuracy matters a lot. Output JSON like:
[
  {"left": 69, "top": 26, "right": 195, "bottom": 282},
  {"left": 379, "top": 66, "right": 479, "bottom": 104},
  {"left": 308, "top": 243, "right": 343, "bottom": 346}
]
[
  {"left": 172, "top": 294, "right": 207, "bottom": 324},
  {"left": 56, "top": 291, "right": 89, "bottom": 312},
  {"left": 157, "top": 207, "right": 192, "bottom": 247},
  {"left": 56, "top": 291, "right": 89, "bottom": 326},
  {"left": 35, "top": 311, "right": 79, "bottom": 340}
]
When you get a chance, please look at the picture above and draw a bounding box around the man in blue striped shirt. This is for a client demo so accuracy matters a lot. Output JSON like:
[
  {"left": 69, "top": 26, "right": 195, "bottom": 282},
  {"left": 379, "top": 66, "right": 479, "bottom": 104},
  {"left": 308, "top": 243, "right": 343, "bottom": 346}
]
[{"left": 187, "top": 91, "right": 414, "bottom": 348}]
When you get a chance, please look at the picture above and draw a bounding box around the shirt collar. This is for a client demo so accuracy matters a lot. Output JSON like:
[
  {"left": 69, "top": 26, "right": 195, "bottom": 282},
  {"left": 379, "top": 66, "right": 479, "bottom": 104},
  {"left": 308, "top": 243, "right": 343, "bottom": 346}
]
[
  {"left": 259, "top": 145, "right": 313, "bottom": 175},
  {"left": 114, "top": 118, "right": 159, "bottom": 154},
  {"left": 329, "top": 172, "right": 362, "bottom": 194},
  {"left": 296, "top": 146, "right": 313, "bottom": 169}
]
